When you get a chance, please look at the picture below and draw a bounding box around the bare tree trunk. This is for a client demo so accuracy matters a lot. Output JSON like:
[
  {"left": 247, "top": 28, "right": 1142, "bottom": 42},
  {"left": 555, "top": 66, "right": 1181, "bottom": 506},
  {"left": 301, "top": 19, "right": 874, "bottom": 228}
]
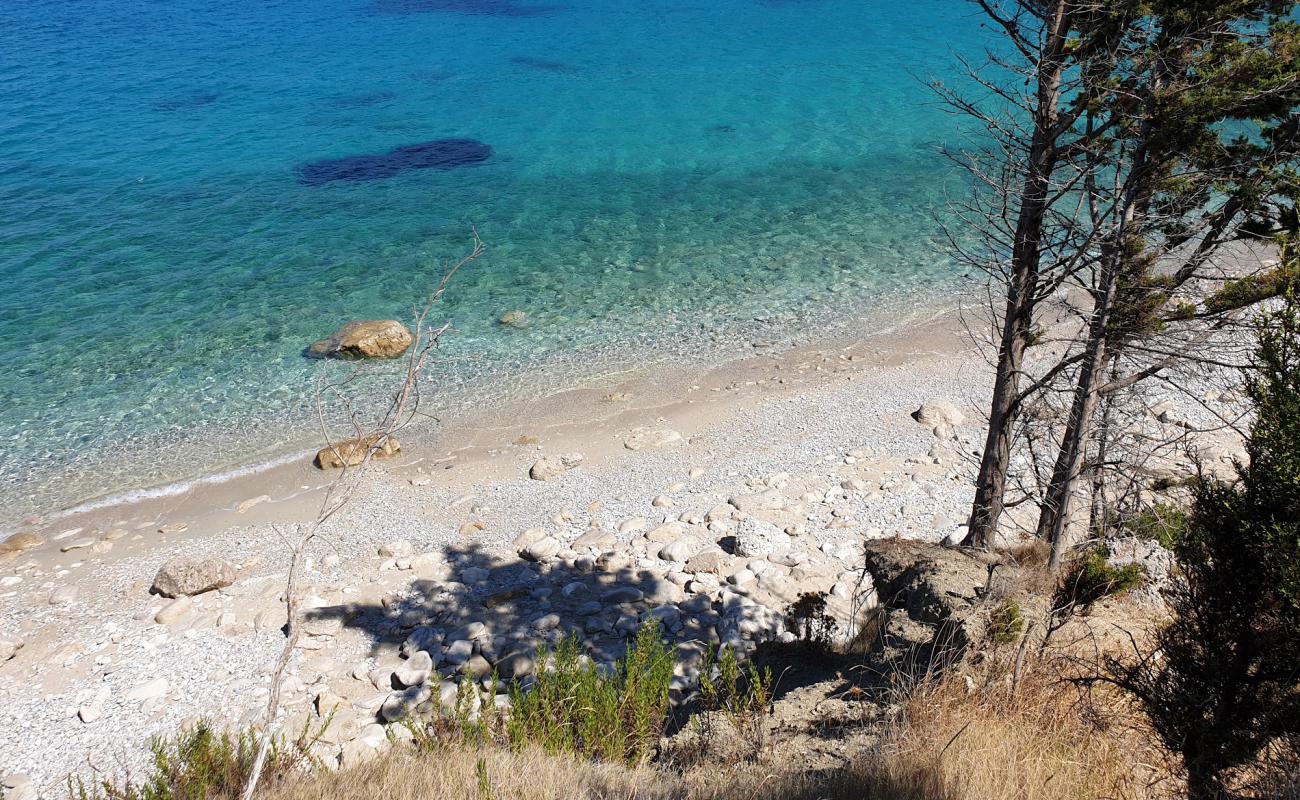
[
  {"left": 1040, "top": 61, "right": 1161, "bottom": 570},
  {"left": 1088, "top": 376, "right": 1117, "bottom": 534},
  {"left": 1041, "top": 308, "right": 1112, "bottom": 570},
  {"left": 964, "top": 0, "right": 1072, "bottom": 549}
]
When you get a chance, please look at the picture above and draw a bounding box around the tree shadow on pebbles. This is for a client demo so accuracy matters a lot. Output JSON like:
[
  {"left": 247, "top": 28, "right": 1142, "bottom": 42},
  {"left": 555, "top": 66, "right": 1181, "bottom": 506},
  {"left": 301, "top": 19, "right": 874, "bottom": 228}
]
[{"left": 298, "top": 539, "right": 879, "bottom": 724}]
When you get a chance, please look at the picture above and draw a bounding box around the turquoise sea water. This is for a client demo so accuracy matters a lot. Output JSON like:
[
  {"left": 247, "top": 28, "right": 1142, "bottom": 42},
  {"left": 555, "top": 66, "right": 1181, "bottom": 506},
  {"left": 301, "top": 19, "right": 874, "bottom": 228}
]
[{"left": 0, "top": 0, "right": 986, "bottom": 524}]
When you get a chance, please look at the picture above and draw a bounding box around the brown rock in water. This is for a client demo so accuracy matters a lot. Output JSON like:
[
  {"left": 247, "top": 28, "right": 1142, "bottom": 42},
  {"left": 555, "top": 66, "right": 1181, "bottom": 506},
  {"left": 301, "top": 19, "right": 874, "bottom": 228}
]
[
  {"left": 315, "top": 435, "right": 401, "bottom": 469},
  {"left": 498, "top": 310, "right": 528, "bottom": 328},
  {"left": 307, "top": 320, "right": 413, "bottom": 360},
  {"left": 152, "top": 557, "right": 236, "bottom": 598},
  {"left": 0, "top": 532, "right": 43, "bottom": 554}
]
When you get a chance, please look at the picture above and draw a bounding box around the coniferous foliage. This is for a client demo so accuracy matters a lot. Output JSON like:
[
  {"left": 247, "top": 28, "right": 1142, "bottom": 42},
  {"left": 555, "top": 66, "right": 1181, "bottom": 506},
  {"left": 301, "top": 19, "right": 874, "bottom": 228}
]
[{"left": 1108, "top": 291, "right": 1300, "bottom": 799}]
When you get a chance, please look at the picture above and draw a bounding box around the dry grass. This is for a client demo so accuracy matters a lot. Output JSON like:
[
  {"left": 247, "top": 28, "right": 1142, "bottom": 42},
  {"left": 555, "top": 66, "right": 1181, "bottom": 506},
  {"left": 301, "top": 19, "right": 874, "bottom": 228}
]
[
  {"left": 998, "top": 538, "right": 1052, "bottom": 568},
  {"left": 262, "top": 747, "right": 686, "bottom": 800},
  {"left": 260, "top": 654, "right": 1166, "bottom": 800},
  {"left": 879, "top": 658, "right": 1165, "bottom": 800}
]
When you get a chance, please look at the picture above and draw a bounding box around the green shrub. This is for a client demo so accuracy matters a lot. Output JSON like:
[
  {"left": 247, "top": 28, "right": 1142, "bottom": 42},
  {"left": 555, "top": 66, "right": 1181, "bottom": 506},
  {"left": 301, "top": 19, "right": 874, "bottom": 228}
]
[
  {"left": 1109, "top": 290, "right": 1300, "bottom": 798},
  {"left": 987, "top": 600, "right": 1026, "bottom": 646},
  {"left": 69, "top": 721, "right": 318, "bottom": 800},
  {"left": 1124, "top": 502, "right": 1190, "bottom": 550},
  {"left": 502, "top": 621, "right": 674, "bottom": 765},
  {"left": 1054, "top": 547, "right": 1144, "bottom": 612},
  {"left": 697, "top": 645, "right": 774, "bottom": 757}
]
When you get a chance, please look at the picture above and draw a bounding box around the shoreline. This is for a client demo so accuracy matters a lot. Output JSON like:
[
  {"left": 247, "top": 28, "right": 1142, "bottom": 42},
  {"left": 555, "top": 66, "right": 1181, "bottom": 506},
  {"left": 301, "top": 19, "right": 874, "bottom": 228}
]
[{"left": 7, "top": 292, "right": 964, "bottom": 538}]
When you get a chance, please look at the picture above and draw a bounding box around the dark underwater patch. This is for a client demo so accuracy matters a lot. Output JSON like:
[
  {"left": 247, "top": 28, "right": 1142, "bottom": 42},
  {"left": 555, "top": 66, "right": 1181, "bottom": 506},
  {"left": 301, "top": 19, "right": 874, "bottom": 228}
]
[
  {"left": 409, "top": 69, "right": 455, "bottom": 84},
  {"left": 296, "top": 138, "right": 493, "bottom": 186},
  {"left": 324, "top": 91, "right": 398, "bottom": 110},
  {"left": 509, "top": 56, "right": 579, "bottom": 74},
  {"left": 369, "top": 0, "right": 563, "bottom": 16},
  {"left": 152, "top": 91, "right": 220, "bottom": 111}
]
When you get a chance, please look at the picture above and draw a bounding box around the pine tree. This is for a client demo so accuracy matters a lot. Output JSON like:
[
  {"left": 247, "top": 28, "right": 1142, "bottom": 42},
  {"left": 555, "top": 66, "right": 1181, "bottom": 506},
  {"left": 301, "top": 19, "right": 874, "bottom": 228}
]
[
  {"left": 1108, "top": 287, "right": 1300, "bottom": 799},
  {"left": 1036, "top": 1, "right": 1300, "bottom": 568}
]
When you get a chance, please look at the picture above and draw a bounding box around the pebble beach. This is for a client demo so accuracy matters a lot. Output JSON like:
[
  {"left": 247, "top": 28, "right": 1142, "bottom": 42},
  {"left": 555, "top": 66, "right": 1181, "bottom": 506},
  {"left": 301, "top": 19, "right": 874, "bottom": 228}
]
[{"left": 0, "top": 312, "right": 993, "bottom": 794}]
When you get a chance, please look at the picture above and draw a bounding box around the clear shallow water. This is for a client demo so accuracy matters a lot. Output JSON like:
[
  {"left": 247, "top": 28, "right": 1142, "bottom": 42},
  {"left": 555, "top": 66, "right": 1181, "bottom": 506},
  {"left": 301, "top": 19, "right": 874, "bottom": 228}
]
[{"left": 0, "top": 0, "right": 986, "bottom": 524}]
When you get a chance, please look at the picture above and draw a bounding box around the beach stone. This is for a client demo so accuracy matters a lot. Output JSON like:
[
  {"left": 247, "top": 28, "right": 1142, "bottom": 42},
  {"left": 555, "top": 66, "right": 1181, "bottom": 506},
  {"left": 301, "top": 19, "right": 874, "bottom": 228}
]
[
  {"left": 729, "top": 569, "right": 756, "bottom": 586},
  {"left": 532, "top": 613, "right": 562, "bottom": 632},
  {"left": 338, "top": 740, "right": 378, "bottom": 769},
  {"left": 659, "top": 539, "right": 697, "bottom": 563},
  {"left": 443, "top": 639, "right": 474, "bottom": 665},
  {"left": 315, "top": 435, "right": 401, "bottom": 470},
  {"left": 498, "top": 310, "right": 528, "bottom": 327},
  {"left": 368, "top": 667, "right": 396, "bottom": 691},
  {"left": 529, "top": 453, "right": 584, "bottom": 481},
  {"left": 512, "top": 528, "right": 549, "bottom": 549},
  {"left": 393, "top": 651, "right": 434, "bottom": 688},
  {"left": 151, "top": 557, "right": 235, "bottom": 597},
  {"left": 520, "top": 536, "right": 562, "bottom": 562},
  {"left": 303, "top": 615, "right": 343, "bottom": 637},
  {"left": 642, "top": 605, "right": 681, "bottom": 628},
  {"left": 0, "top": 638, "right": 23, "bottom": 661},
  {"left": 648, "top": 581, "right": 688, "bottom": 604},
  {"left": 733, "top": 518, "right": 790, "bottom": 558},
  {"left": 377, "top": 540, "right": 413, "bottom": 558},
  {"left": 497, "top": 652, "right": 534, "bottom": 679},
  {"left": 451, "top": 621, "right": 490, "bottom": 642},
  {"left": 603, "top": 586, "right": 644, "bottom": 603},
  {"left": 308, "top": 320, "right": 413, "bottom": 360},
  {"left": 624, "top": 429, "right": 683, "bottom": 451},
  {"left": 617, "top": 518, "right": 647, "bottom": 535},
  {"left": 401, "top": 627, "right": 443, "bottom": 658},
  {"left": 125, "top": 678, "right": 169, "bottom": 703},
  {"left": 572, "top": 529, "right": 617, "bottom": 550},
  {"left": 459, "top": 566, "right": 489, "bottom": 585},
  {"left": 357, "top": 723, "right": 388, "bottom": 749},
  {"left": 686, "top": 549, "right": 728, "bottom": 574},
  {"left": 913, "top": 399, "right": 965, "bottom": 428},
  {"left": 380, "top": 686, "right": 430, "bottom": 722},
  {"left": 315, "top": 691, "right": 349, "bottom": 717},
  {"left": 646, "top": 522, "right": 685, "bottom": 543},
  {"left": 461, "top": 655, "right": 492, "bottom": 678}
]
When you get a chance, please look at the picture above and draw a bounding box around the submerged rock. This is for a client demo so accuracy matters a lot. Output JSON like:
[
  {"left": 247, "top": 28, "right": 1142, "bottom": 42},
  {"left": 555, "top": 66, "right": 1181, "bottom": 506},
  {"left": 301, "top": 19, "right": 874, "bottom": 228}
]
[
  {"left": 315, "top": 435, "right": 402, "bottom": 469},
  {"left": 498, "top": 310, "right": 528, "bottom": 328},
  {"left": 0, "top": 532, "right": 43, "bottom": 555},
  {"left": 308, "top": 320, "right": 413, "bottom": 360},
  {"left": 296, "top": 139, "right": 492, "bottom": 186}
]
